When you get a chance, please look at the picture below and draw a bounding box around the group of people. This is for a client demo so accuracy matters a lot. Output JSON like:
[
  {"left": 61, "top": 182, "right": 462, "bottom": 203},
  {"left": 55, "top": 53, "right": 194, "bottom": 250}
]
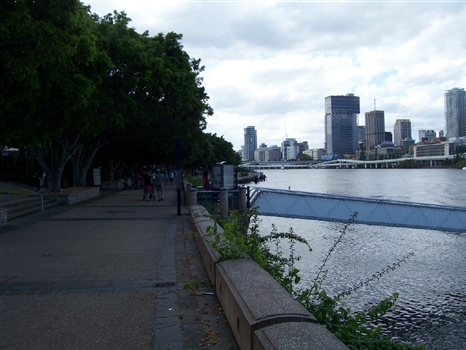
[
  {"left": 202, "top": 170, "right": 221, "bottom": 190},
  {"left": 141, "top": 169, "right": 165, "bottom": 202}
]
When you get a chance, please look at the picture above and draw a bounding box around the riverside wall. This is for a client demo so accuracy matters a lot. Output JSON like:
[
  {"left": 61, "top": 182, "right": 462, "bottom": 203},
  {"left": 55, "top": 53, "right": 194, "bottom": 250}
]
[{"left": 187, "top": 199, "right": 348, "bottom": 350}]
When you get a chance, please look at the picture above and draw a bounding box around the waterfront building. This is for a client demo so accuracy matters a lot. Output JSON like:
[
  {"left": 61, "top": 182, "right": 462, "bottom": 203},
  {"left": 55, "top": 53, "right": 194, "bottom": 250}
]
[
  {"left": 394, "top": 119, "right": 412, "bottom": 148},
  {"left": 444, "top": 88, "right": 465, "bottom": 139},
  {"left": 324, "top": 93, "right": 360, "bottom": 155},
  {"left": 419, "top": 130, "right": 437, "bottom": 142},
  {"left": 413, "top": 137, "right": 465, "bottom": 158},
  {"left": 365, "top": 110, "right": 385, "bottom": 149},
  {"left": 254, "top": 144, "right": 281, "bottom": 162},
  {"left": 243, "top": 126, "right": 257, "bottom": 162}
]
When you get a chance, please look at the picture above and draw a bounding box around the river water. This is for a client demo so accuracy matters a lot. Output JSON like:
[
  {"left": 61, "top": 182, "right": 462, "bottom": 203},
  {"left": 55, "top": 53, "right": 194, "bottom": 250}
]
[{"left": 250, "top": 168, "right": 466, "bottom": 349}]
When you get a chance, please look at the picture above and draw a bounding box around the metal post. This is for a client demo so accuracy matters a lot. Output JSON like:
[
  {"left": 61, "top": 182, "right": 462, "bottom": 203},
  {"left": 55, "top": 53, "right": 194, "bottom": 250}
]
[
  {"left": 239, "top": 187, "right": 247, "bottom": 213},
  {"left": 41, "top": 194, "right": 44, "bottom": 212},
  {"left": 220, "top": 188, "right": 228, "bottom": 218},
  {"left": 176, "top": 137, "right": 181, "bottom": 215}
]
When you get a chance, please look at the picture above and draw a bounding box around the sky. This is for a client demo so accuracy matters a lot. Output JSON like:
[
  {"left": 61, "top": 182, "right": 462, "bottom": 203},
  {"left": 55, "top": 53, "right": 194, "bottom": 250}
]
[{"left": 84, "top": 0, "right": 466, "bottom": 151}]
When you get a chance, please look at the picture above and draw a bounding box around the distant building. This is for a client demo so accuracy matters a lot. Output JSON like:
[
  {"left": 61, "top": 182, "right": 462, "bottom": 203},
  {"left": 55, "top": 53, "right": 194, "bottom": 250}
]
[
  {"left": 303, "top": 148, "right": 326, "bottom": 161},
  {"left": 324, "top": 93, "right": 360, "bottom": 155},
  {"left": 413, "top": 137, "right": 465, "bottom": 157},
  {"left": 242, "top": 126, "right": 257, "bottom": 161},
  {"left": 297, "top": 141, "right": 309, "bottom": 154},
  {"left": 385, "top": 131, "right": 393, "bottom": 142},
  {"left": 281, "top": 138, "right": 297, "bottom": 160},
  {"left": 402, "top": 138, "right": 416, "bottom": 152},
  {"left": 419, "top": 130, "right": 437, "bottom": 142},
  {"left": 444, "top": 87, "right": 465, "bottom": 139},
  {"left": 394, "top": 119, "right": 412, "bottom": 148},
  {"left": 357, "top": 125, "right": 366, "bottom": 143},
  {"left": 254, "top": 144, "right": 281, "bottom": 162},
  {"left": 365, "top": 110, "right": 385, "bottom": 149}
]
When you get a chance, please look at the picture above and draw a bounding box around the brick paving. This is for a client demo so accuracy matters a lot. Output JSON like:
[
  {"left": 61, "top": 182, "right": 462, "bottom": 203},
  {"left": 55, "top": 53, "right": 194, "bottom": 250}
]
[{"left": 0, "top": 185, "right": 239, "bottom": 350}]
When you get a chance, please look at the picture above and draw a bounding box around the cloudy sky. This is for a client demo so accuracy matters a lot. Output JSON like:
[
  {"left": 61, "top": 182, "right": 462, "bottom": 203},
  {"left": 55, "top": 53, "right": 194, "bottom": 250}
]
[{"left": 85, "top": 0, "right": 466, "bottom": 151}]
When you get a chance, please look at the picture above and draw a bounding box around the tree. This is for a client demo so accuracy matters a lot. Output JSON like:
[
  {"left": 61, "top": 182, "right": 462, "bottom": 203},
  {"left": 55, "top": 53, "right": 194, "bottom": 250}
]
[{"left": 0, "top": 0, "right": 105, "bottom": 191}]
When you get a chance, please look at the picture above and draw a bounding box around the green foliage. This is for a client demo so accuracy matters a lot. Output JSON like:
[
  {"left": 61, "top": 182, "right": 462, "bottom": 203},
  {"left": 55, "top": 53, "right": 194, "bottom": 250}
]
[
  {"left": 205, "top": 209, "right": 424, "bottom": 349},
  {"left": 396, "top": 160, "right": 421, "bottom": 168}
]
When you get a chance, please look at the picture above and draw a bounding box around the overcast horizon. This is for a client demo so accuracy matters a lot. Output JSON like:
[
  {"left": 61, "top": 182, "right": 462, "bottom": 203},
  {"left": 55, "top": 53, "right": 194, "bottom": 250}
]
[{"left": 85, "top": 0, "right": 466, "bottom": 151}]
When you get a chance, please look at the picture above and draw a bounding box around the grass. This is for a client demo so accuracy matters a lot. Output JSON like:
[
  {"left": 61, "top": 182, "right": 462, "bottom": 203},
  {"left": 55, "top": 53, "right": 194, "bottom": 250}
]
[{"left": 0, "top": 185, "right": 35, "bottom": 195}]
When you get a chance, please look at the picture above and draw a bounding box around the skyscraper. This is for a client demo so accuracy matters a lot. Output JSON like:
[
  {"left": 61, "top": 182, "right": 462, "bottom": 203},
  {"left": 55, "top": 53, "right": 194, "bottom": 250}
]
[
  {"left": 324, "top": 93, "right": 360, "bottom": 155},
  {"left": 365, "top": 110, "right": 385, "bottom": 149},
  {"left": 394, "top": 119, "right": 412, "bottom": 148},
  {"left": 444, "top": 88, "right": 465, "bottom": 139},
  {"left": 242, "top": 126, "right": 257, "bottom": 161}
]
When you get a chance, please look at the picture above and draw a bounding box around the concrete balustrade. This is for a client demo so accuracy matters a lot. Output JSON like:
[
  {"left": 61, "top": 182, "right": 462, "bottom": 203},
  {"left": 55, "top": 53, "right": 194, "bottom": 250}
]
[{"left": 188, "top": 203, "right": 348, "bottom": 350}]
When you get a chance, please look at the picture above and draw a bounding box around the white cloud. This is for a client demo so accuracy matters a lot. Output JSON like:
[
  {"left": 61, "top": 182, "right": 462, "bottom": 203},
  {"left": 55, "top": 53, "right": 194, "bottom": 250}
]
[{"left": 85, "top": 0, "right": 466, "bottom": 150}]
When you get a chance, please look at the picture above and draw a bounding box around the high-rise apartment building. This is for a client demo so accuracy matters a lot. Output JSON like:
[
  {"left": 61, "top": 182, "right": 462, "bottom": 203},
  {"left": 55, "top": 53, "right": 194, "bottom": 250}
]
[
  {"left": 394, "top": 119, "right": 412, "bottom": 148},
  {"left": 242, "top": 126, "right": 257, "bottom": 161},
  {"left": 444, "top": 88, "right": 465, "bottom": 139},
  {"left": 365, "top": 110, "right": 385, "bottom": 149},
  {"left": 324, "top": 93, "right": 360, "bottom": 155}
]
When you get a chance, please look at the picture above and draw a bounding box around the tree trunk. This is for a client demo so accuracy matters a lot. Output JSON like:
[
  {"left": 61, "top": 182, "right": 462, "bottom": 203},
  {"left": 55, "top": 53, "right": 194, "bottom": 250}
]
[{"left": 32, "top": 134, "right": 80, "bottom": 192}]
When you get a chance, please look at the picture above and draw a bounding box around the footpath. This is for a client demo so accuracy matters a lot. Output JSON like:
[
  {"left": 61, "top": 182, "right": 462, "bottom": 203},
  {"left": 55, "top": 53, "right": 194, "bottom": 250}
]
[{"left": 0, "top": 184, "right": 239, "bottom": 350}]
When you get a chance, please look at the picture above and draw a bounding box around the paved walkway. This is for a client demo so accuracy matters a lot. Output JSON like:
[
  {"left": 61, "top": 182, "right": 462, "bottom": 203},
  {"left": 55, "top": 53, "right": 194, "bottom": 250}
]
[{"left": 0, "top": 185, "right": 239, "bottom": 350}]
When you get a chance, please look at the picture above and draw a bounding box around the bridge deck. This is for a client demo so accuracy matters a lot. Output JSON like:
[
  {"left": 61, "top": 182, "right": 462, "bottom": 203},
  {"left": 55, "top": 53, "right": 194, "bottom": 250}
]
[{"left": 250, "top": 188, "right": 466, "bottom": 233}]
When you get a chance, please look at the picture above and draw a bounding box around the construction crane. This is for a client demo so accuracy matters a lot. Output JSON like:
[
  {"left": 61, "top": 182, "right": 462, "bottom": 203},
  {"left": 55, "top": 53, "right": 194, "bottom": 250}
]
[{"left": 284, "top": 121, "right": 288, "bottom": 138}]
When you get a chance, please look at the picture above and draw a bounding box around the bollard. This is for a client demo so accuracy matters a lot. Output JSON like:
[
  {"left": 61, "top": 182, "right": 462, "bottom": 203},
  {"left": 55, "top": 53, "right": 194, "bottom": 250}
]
[
  {"left": 239, "top": 186, "right": 247, "bottom": 212},
  {"left": 186, "top": 183, "right": 192, "bottom": 204},
  {"left": 220, "top": 188, "right": 228, "bottom": 218},
  {"left": 189, "top": 188, "right": 198, "bottom": 206},
  {"left": 41, "top": 194, "right": 44, "bottom": 212}
]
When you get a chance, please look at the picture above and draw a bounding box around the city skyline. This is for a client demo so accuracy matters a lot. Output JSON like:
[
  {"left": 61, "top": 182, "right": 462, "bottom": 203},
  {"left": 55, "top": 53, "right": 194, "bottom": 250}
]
[{"left": 85, "top": 1, "right": 466, "bottom": 150}]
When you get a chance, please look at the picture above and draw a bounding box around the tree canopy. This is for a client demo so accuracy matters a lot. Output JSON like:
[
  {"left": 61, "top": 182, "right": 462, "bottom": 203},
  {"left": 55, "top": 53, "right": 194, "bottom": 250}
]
[{"left": 1, "top": 1, "right": 238, "bottom": 190}]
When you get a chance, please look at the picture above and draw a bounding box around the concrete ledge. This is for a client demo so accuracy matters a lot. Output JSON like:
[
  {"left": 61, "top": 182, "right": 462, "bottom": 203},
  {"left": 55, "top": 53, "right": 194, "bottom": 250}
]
[
  {"left": 254, "top": 322, "right": 348, "bottom": 350},
  {"left": 45, "top": 187, "right": 100, "bottom": 205},
  {"left": 189, "top": 204, "right": 348, "bottom": 350},
  {"left": 0, "top": 208, "right": 7, "bottom": 226},
  {"left": 190, "top": 205, "right": 221, "bottom": 285},
  {"left": 216, "top": 259, "right": 317, "bottom": 350},
  {"left": 101, "top": 181, "right": 124, "bottom": 190}
]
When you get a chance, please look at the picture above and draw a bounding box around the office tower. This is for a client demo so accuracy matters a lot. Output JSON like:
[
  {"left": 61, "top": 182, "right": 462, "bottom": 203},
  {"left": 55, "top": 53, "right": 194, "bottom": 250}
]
[
  {"left": 444, "top": 88, "right": 465, "bottom": 138},
  {"left": 394, "top": 119, "right": 412, "bottom": 148},
  {"left": 281, "top": 138, "right": 296, "bottom": 160},
  {"left": 365, "top": 110, "right": 385, "bottom": 149},
  {"left": 243, "top": 126, "right": 257, "bottom": 161},
  {"left": 324, "top": 93, "right": 360, "bottom": 154}
]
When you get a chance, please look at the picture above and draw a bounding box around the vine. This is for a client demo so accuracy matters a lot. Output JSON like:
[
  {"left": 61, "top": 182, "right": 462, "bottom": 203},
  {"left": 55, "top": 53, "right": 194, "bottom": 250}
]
[{"left": 204, "top": 208, "right": 425, "bottom": 350}]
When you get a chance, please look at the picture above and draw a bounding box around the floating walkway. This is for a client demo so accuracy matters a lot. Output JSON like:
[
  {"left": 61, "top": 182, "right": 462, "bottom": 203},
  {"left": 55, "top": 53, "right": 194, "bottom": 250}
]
[{"left": 250, "top": 187, "right": 466, "bottom": 233}]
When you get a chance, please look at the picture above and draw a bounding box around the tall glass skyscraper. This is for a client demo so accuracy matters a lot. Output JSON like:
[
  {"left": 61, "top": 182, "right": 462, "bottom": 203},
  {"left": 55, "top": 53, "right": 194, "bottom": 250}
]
[
  {"left": 444, "top": 88, "right": 465, "bottom": 139},
  {"left": 325, "top": 93, "right": 360, "bottom": 155},
  {"left": 243, "top": 126, "right": 257, "bottom": 161}
]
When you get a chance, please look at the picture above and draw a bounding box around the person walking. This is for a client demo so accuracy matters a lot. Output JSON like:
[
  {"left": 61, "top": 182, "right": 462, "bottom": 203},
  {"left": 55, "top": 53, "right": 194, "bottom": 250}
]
[
  {"left": 155, "top": 169, "right": 164, "bottom": 201},
  {"left": 142, "top": 172, "right": 153, "bottom": 201}
]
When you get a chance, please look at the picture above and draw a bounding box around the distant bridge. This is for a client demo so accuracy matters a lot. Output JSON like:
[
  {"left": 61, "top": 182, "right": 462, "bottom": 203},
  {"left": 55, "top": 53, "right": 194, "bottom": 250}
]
[{"left": 249, "top": 187, "right": 466, "bottom": 233}]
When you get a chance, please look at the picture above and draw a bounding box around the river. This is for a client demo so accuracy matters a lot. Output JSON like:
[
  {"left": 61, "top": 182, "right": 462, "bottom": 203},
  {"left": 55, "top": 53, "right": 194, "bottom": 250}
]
[{"left": 249, "top": 168, "right": 466, "bottom": 349}]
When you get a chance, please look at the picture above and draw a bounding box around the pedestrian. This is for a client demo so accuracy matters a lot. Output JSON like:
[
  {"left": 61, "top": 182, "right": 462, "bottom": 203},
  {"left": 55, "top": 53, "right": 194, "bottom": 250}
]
[
  {"left": 155, "top": 169, "right": 164, "bottom": 201},
  {"left": 210, "top": 172, "right": 220, "bottom": 190},
  {"left": 202, "top": 170, "right": 210, "bottom": 190},
  {"left": 169, "top": 170, "right": 174, "bottom": 185},
  {"left": 142, "top": 172, "right": 153, "bottom": 201}
]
